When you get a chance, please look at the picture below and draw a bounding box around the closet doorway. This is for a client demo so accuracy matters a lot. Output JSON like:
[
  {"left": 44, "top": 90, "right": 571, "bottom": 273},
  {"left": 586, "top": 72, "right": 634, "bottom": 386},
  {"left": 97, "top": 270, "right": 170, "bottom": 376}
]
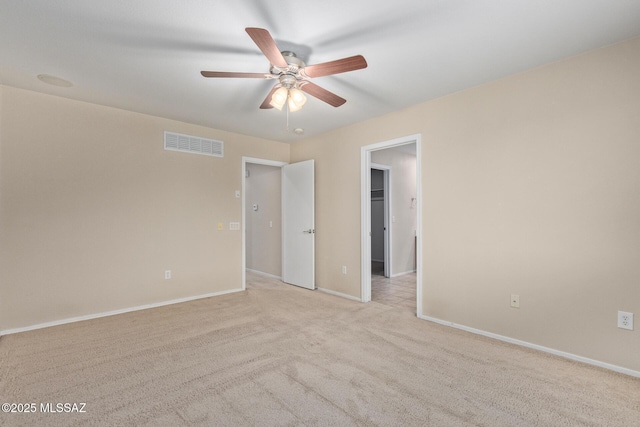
[
  {"left": 361, "top": 135, "right": 422, "bottom": 316},
  {"left": 370, "top": 165, "right": 390, "bottom": 278}
]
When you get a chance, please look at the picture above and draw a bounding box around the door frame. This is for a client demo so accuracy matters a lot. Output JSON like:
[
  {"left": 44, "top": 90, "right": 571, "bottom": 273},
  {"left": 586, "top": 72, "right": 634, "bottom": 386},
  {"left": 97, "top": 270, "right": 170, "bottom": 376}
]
[
  {"left": 370, "top": 163, "right": 391, "bottom": 278},
  {"left": 241, "top": 156, "right": 288, "bottom": 290},
  {"left": 360, "top": 134, "right": 422, "bottom": 317}
]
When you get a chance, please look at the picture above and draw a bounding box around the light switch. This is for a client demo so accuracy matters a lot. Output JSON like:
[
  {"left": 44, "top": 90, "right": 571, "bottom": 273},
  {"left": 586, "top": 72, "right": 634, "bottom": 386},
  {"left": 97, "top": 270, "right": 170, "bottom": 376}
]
[{"left": 217, "top": 222, "right": 223, "bottom": 230}]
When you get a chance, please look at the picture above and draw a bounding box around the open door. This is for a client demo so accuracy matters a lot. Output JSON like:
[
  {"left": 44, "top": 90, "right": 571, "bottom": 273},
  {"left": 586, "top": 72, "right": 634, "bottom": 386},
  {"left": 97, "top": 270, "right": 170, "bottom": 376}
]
[{"left": 282, "top": 160, "right": 315, "bottom": 289}]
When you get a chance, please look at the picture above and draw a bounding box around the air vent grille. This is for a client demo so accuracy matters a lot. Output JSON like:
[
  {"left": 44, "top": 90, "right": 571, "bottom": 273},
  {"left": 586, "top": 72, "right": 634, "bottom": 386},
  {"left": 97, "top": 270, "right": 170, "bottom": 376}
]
[{"left": 164, "top": 131, "right": 223, "bottom": 158}]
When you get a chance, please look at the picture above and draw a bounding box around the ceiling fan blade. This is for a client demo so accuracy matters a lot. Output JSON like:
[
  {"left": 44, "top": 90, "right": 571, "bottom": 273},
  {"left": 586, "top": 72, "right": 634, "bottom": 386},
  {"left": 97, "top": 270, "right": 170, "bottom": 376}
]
[
  {"left": 260, "top": 85, "right": 279, "bottom": 109},
  {"left": 302, "top": 55, "right": 367, "bottom": 78},
  {"left": 201, "top": 71, "right": 268, "bottom": 78},
  {"left": 245, "top": 27, "right": 288, "bottom": 68},
  {"left": 300, "top": 82, "right": 346, "bottom": 107}
]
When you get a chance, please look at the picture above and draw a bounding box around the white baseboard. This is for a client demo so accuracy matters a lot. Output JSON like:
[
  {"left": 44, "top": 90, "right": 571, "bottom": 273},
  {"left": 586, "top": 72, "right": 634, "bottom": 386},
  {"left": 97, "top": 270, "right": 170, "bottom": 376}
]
[
  {"left": 418, "top": 314, "right": 640, "bottom": 378},
  {"left": 317, "top": 287, "right": 362, "bottom": 302},
  {"left": 246, "top": 269, "right": 282, "bottom": 281},
  {"left": 391, "top": 270, "right": 416, "bottom": 278},
  {"left": 0, "top": 288, "right": 244, "bottom": 337}
]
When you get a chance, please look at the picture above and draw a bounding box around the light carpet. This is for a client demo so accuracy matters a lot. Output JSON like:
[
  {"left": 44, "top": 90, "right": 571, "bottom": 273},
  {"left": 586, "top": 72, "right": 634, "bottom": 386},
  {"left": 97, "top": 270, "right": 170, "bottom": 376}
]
[{"left": 1, "top": 273, "right": 638, "bottom": 426}]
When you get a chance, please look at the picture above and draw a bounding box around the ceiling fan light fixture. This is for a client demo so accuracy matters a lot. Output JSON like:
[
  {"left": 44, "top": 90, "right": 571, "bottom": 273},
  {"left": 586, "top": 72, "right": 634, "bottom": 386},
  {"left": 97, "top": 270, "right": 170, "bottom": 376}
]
[
  {"left": 270, "top": 86, "right": 288, "bottom": 110},
  {"left": 287, "top": 88, "right": 307, "bottom": 112}
]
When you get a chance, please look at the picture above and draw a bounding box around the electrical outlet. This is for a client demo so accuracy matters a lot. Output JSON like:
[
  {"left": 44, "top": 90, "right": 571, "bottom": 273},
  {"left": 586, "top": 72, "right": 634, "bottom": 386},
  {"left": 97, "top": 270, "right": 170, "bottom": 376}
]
[
  {"left": 618, "top": 311, "right": 634, "bottom": 330},
  {"left": 510, "top": 294, "right": 520, "bottom": 308},
  {"left": 165, "top": 270, "right": 171, "bottom": 280},
  {"left": 342, "top": 266, "right": 347, "bottom": 275}
]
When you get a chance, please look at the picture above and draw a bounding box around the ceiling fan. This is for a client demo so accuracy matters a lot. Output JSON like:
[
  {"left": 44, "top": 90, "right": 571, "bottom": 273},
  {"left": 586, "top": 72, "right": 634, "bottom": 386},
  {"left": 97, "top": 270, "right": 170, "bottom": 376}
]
[{"left": 201, "top": 27, "right": 367, "bottom": 112}]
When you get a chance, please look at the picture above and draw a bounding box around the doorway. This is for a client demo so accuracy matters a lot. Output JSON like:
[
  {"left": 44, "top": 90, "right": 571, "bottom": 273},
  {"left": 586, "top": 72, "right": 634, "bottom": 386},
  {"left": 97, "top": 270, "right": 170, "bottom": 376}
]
[
  {"left": 361, "top": 135, "right": 422, "bottom": 316},
  {"left": 241, "top": 157, "right": 316, "bottom": 291},
  {"left": 242, "top": 157, "right": 287, "bottom": 290}
]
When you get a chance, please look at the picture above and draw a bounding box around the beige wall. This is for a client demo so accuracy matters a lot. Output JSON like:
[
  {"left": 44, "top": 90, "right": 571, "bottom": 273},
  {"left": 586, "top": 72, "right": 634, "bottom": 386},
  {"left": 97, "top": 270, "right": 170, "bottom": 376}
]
[
  {"left": 371, "top": 148, "right": 417, "bottom": 275},
  {"left": 245, "top": 163, "right": 282, "bottom": 277},
  {"left": 0, "top": 86, "right": 289, "bottom": 331},
  {"left": 291, "top": 37, "right": 640, "bottom": 371},
  {"left": 2, "top": 36, "right": 639, "bottom": 373}
]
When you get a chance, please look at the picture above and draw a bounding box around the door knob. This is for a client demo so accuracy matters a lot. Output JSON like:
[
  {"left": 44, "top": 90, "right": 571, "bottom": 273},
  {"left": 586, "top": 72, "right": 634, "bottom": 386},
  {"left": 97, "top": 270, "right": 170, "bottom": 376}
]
[{"left": 303, "top": 229, "right": 315, "bottom": 234}]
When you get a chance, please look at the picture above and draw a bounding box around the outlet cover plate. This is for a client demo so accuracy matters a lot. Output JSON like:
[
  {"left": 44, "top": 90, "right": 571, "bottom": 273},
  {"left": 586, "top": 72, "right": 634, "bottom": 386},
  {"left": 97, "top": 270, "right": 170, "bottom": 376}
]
[
  {"left": 618, "top": 311, "right": 634, "bottom": 330},
  {"left": 510, "top": 294, "right": 520, "bottom": 308}
]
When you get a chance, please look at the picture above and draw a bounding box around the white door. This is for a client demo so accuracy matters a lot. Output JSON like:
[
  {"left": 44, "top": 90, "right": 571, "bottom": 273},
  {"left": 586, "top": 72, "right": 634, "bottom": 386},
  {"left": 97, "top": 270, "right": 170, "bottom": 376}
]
[{"left": 282, "top": 160, "right": 315, "bottom": 289}]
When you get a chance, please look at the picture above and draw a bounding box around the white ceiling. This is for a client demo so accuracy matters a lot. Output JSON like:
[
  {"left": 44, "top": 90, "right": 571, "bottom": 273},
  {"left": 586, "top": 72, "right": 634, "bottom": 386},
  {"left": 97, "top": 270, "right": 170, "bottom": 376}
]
[{"left": 2, "top": 1, "right": 640, "bottom": 143}]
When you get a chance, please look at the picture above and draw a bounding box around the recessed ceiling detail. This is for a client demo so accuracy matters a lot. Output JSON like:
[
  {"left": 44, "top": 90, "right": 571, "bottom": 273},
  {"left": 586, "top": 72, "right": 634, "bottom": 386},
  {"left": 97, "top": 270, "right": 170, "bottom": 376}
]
[{"left": 37, "top": 74, "right": 73, "bottom": 87}]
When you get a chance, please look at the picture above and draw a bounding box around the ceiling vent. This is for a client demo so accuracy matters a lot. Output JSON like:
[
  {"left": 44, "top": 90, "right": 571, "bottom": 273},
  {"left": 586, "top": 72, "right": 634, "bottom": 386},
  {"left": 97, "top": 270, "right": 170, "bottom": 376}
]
[{"left": 164, "top": 131, "right": 223, "bottom": 158}]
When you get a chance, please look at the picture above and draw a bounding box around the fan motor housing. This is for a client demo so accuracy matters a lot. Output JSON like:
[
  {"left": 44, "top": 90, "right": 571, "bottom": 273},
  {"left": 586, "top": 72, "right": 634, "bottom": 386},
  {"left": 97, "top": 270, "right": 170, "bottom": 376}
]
[
  {"left": 271, "top": 51, "right": 305, "bottom": 76},
  {"left": 278, "top": 74, "right": 297, "bottom": 88}
]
